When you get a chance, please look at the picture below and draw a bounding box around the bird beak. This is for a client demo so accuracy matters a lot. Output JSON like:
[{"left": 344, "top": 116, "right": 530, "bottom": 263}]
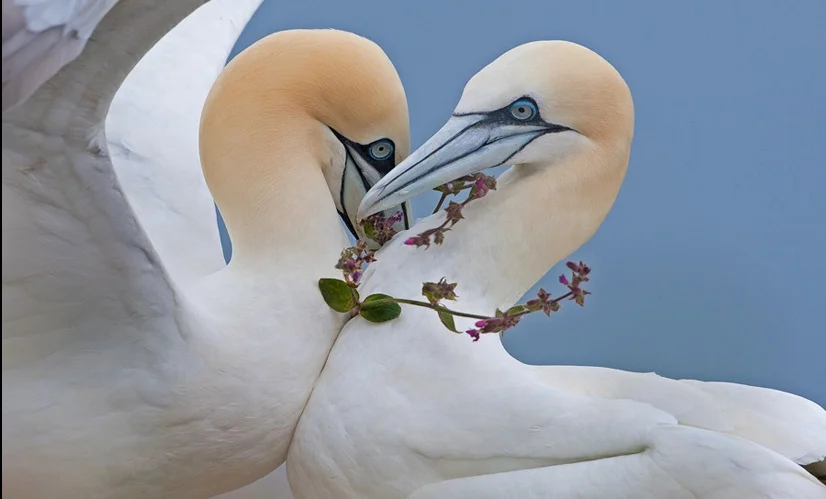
[
  {"left": 338, "top": 146, "right": 412, "bottom": 248},
  {"left": 357, "top": 114, "right": 551, "bottom": 219}
]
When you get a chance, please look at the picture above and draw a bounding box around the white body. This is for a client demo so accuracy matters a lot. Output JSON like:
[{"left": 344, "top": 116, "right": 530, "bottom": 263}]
[{"left": 289, "top": 191, "right": 826, "bottom": 498}]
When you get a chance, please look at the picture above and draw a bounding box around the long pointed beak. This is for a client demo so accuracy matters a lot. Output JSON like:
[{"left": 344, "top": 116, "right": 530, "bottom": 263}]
[
  {"left": 339, "top": 151, "right": 412, "bottom": 247},
  {"left": 357, "top": 114, "right": 549, "bottom": 219}
]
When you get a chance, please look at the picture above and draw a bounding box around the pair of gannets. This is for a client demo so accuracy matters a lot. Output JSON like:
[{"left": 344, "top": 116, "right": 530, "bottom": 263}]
[
  {"left": 2, "top": 1, "right": 824, "bottom": 498},
  {"left": 3, "top": 1, "right": 408, "bottom": 498}
]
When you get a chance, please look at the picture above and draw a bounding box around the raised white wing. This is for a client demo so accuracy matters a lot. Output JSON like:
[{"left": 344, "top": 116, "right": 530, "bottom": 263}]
[
  {"left": 2, "top": 0, "right": 119, "bottom": 110},
  {"left": 2, "top": 0, "right": 260, "bottom": 366},
  {"left": 105, "top": 0, "right": 258, "bottom": 284},
  {"left": 530, "top": 366, "right": 826, "bottom": 467}
]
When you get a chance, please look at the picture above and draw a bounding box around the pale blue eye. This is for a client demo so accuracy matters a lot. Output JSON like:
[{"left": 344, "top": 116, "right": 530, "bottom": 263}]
[
  {"left": 368, "top": 139, "right": 394, "bottom": 160},
  {"left": 509, "top": 99, "right": 537, "bottom": 120}
]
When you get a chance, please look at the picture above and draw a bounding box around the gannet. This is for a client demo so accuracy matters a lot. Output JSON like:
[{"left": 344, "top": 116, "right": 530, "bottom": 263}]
[
  {"left": 287, "top": 40, "right": 826, "bottom": 498},
  {"left": 2, "top": 2, "right": 411, "bottom": 495}
]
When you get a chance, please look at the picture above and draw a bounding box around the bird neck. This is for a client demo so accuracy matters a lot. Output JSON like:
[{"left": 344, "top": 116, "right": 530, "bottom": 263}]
[
  {"left": 460, "top": 146, "right": 628, "bottom": 309},
  {"left": 371, "top": 144, "right": 628, "bottom": 317},
  {"left": 185, "top": 150, "right": 348, "bottom": 373},
  {"left": 173, "top": 152, "right": 350, "bottom": 481},
  {"left": 208, "top": 148, "right": 348, "bottom": 269}
]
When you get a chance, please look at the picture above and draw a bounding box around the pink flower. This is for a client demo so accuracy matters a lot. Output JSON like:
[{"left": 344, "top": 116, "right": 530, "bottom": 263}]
[
  {"left": 475, "top": 320, "right": 488, "bottom": 328},
  {"left": 473, "top": 176, "right": 490, "bottom": 199},
  {"left": 404, "top": 237, "right": 418, "bottom": 246},
  {"left": 466, "top": 329, "right": 480, "bottom": 342},
  {"left": 565, "top": 261, "right": 592, "bottom": 276},
  {"left": 558, "top": 274, "right": 569, "bottom": 285}
]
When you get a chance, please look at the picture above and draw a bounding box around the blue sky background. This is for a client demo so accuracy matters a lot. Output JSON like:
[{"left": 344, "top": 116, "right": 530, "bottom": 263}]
[{"left": 219, "top": 0, "right": 825, "bottom": 404}]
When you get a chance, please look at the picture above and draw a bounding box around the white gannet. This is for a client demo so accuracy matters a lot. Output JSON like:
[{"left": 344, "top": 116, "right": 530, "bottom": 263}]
[
  {"left": 286, "top": 41, "right": 826, "bottom": 498},
  {"left": 2, "top": 3, "right": 411, "bottom": 496},
  {"left": 355, "top": 36, "right": 826, "bottom": 478}
]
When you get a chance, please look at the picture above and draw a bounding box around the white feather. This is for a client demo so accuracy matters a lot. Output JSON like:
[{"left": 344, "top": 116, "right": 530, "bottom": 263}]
[
  {"left": 2, "top": 0, "right": 119, "bottom": 110},
  {"left": 0, "top": 2, "right": 332, "bottom": 498}
]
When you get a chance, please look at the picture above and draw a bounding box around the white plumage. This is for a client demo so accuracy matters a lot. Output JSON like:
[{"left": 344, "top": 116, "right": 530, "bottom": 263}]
[
  {"left": 2, "top": 2, "right": 411, "bottom": 497},
  {"left": 2, "top": 0, "right": 120, "bottom": 110},
  {"left": 3, "top": 1, "right": 822, "bottom": 497},
  {"left": 286, "top": 40, "right": 826, "bottom": 498}
]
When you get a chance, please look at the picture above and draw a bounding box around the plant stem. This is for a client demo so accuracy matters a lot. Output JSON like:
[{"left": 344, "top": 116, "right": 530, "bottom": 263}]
[
  {"left": 365, "top": 288, "right": 577, "bottom": 323},
  {"left": 432, "top": 192, "right": 448, "bottom": 214},
  {"left": 551, "top": 291, "right": 574, "bottom": 305},
  {"left": 370, "top": 297, "right": 491, "bottom": 320},
  {"left": 431, "top": 194, "right": 474, "bottom": 233}
]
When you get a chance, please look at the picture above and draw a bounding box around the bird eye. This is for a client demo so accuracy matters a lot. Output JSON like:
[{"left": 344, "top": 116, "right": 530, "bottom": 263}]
[
  {"left": 368, "top": 139, "right": 394, "bottom": 161},
  {"left": 509, "top": 99, "right": 537, "bottom": 121}
]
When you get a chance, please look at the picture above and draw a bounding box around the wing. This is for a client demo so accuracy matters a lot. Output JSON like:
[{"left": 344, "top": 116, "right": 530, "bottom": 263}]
[
  {"left": 681, "top": 379, "right": 826, "bottom": 465},
  {"left": 407, "top": 426, "right": 826, "bottom": 499},
  {"left": 104, "top": 0, "right": 258, "bottom": 285},
  {"left": 2, "top": 0, "right": 260, "bottom": 368},
  {"left": 397, "top": 369, "right": 824, "bottom": 497},
  {"left": 2, "top": 0, "right": 120, "bottom": 111},
  {"left": 530, "top": 366, "right": 826, "bottom": 467}
]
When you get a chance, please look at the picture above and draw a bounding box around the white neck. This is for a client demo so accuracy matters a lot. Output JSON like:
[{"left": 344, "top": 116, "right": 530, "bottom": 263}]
[
  {"left": 363, "top": 143, "right": 627, "bottom": 327},
  {"left": 163, "top": 154, "right": 350, "bottom": 484},
  {"left": 189, "top": 151, "right": 351, "bottom": 339},
  {"left": 185, "top": 148, "right": 351, "bottom": 333},
  {"left": 218, "top": 154, "right": 347, "bottom": 267}
]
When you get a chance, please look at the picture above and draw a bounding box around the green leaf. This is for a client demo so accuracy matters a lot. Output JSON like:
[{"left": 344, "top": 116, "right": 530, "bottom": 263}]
[
  {"left": 318, "top": 278, "right": 356, "bottom": 313},
  {"left": 363, "top": 293, "right": 394, "bottom": 304},
  {"left": 437, "top": 311, "right": 458, "bottom": 332},
  {"left": 363, "top": 222, "right": 378, "bottom": 244},
  {"left": 506, "top": 305, "right": 526, "bottom": 316},
  {"left": 360, "top": 293, "right": 402, "bottom": 323}
]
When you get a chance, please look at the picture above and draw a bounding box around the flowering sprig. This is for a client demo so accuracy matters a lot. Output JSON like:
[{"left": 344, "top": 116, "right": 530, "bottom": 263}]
[
  {"left": 319, "top": 244, "right": 593, "bottom": 340},
  {"left": 361, "top": 211, "right": 405, "bottom": 246},
  {"left": 403, "top": 173, "right": 497, "bottom": 248},
  {"left": 334, "top": 240, "right": 375, "bottom": 287},
  {"left": 461, "top": 261, "right": 591, "bottom": 341},
  {"left": 317, "top": 173, "right": 595, "bottom": 340}
]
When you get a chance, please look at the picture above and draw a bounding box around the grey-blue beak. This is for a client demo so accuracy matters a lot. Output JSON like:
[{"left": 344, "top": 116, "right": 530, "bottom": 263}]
[{"left": 357, "top": 113, "right": 559, "bottom": 220}]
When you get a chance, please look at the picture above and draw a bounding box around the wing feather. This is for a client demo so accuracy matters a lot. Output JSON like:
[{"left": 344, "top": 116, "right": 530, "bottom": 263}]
[
  {"left": 2, "top": 0, "right": 261, "bottom": 368},
  {"left": 531, "top": 366, "right": 826, "bottom": 467},
  {"left": 2, "top": 0, "right": 119, "bottom": 111}
]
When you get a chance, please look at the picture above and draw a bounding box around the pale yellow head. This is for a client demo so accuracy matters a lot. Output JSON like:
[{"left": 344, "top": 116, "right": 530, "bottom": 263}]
[
  {"left": 459, "top": 40, "right": 633, "bottom": 153},
  {"left": 359, "top": 40, "right": 634, "bottom": 218},
  {"left": 199, "top": 29, "right": 411, "bottom": 254},
  {"left": 358, "top": 41, "right": 635, "bottom": 305}
]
